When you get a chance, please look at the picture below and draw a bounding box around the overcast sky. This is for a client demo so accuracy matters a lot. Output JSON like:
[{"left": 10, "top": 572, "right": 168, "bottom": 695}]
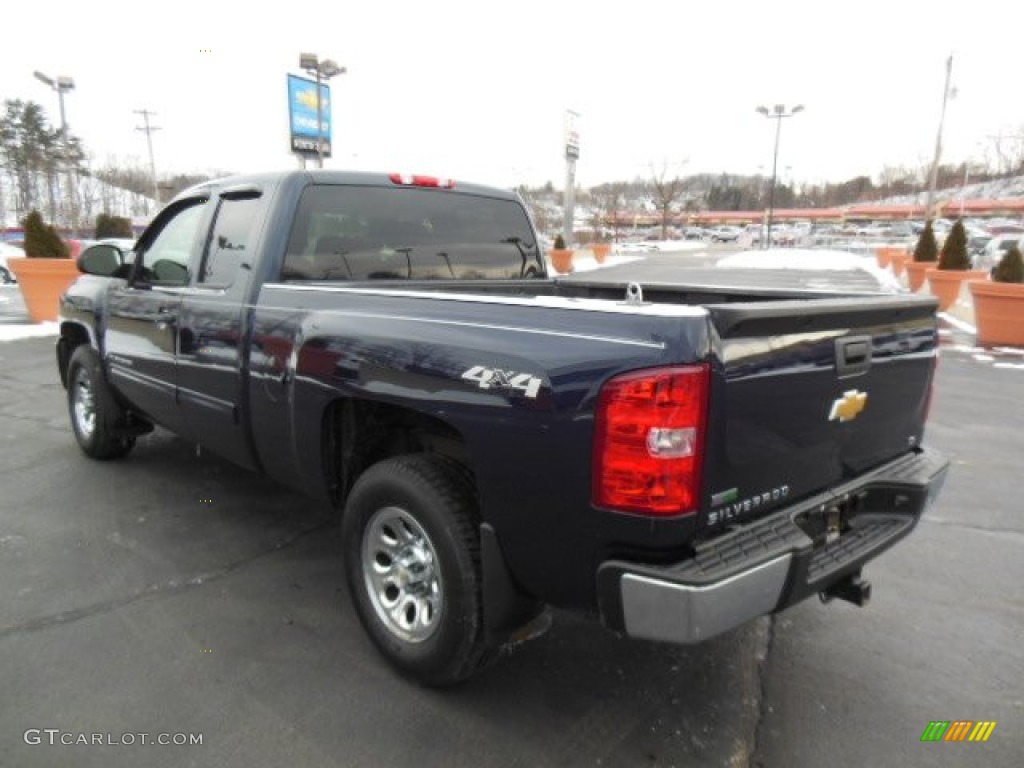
[{"left": 2, "top": 0, "right": 1021, "bottom": 190}]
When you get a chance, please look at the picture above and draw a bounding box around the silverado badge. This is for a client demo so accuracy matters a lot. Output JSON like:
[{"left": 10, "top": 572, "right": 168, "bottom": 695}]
[{"left": 829, "top": 389, "right": 868, "bottom": 422}]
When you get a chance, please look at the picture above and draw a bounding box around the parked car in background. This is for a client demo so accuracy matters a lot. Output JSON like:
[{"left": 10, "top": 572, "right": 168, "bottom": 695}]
[
  {"left": 985, "top": 222, "right": 1024, "bottom": 236},
  {"left": 975, "top": 233, "right": 1024, "bottom": 272},
  {"left": 708, "top": 225, "right": 742, "bottom": 242},
  {"left": 0, "top": 242, "right": 24, "bottom": 284}
]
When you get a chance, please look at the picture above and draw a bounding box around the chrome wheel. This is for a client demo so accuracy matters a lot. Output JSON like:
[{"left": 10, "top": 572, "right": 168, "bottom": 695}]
[
  {"left": 362, "top": 506, "right": 443, "bottom": 644},
  {"left": 72, "top": 368, "right": 97, "bottom": 439}
]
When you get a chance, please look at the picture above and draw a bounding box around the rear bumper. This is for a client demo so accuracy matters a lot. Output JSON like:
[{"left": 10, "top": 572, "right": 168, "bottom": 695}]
[{"left": 596, "top": 448, "right": 949, "bottom": 644}]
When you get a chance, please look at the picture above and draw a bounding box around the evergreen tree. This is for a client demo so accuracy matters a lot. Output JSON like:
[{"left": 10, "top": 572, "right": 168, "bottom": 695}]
[
  {"left": 1, "top": 101, "right": 55, "bottom": 217},
  {"left": 23, "top": 210, "right": 69, "bottom": 258},
  {"left": 938, "top": 219, "right": 971, "bottom": 270},
  {"left": 95, "top": 213, "right": 133, "bottom": 239},
  {"left": 993, "top": 245, "right": 1024, "bottom": 283},
  {"left": 912, "top": 221, "right": 938, "bottom": 263}
]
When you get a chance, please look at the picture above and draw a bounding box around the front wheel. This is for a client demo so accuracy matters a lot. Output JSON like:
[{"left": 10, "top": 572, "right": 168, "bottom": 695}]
[
  {"left": 67, "top": 346, "right": 135, "bottom": 460},
  {"left": 342, "top": 454, "right": 491, "bottom": 686}
]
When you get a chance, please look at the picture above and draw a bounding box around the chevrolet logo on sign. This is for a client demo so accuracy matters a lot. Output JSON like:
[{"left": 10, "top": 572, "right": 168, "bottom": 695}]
[{"left": 829, "top": 390, "right": 868, "bottom": 422}]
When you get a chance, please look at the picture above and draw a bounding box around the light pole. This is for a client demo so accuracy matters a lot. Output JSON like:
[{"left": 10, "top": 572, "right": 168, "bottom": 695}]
[
  {"left": 756, "top": 103, "right": 804, "bottom": 248},
  {"left": 299, "top": 53, "right": 346, "bottom": 169},
  {"left": 925, "top": 55, "right": 954, "bottom": 223},
  {"left": 34, "top": 70, "right": 77, "bottom": 236}
]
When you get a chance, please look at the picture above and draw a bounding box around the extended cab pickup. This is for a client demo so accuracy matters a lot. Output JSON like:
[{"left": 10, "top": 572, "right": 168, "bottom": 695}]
[{"left": 58, "top": 171, "right": 949, "bottom": 685}]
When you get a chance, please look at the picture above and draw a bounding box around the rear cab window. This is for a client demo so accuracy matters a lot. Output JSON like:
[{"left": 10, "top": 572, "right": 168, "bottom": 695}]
[{"left": 282, "top": 185, "right": 544, "bottom": 281}]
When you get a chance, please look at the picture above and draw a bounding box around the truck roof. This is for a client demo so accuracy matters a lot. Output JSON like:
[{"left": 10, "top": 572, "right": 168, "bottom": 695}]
[{"left": 174, "top": 170, "right": 519, "bottom": 204}]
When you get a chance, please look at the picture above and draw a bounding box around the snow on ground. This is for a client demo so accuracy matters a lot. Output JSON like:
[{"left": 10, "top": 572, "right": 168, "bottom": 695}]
[{"left": 0, "top": 321, "right": 59, "bottom": 342}]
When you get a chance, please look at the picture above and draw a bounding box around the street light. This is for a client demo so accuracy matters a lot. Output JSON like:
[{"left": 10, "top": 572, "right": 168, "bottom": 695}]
[
  {"left": 756, "top": 103, "right": 804, "bottom": 248},
  {"left": 925, "top": 55, "right": 954, "bottom": 223},
  {"left": 299, "top": 53, "right": 346, "bottom": 169},
  {"left": 34, "top": 70, "right": 78, "bottom": 236}
]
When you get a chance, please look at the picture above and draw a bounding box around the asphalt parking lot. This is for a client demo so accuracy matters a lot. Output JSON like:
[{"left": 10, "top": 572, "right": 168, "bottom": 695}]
[{"left": 1, "top": 283, "right": 1022, "bottom": 767}]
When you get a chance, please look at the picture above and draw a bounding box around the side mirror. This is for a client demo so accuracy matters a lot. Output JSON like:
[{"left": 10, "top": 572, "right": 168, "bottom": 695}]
[{"left": 77, "top": 243, "right": 125, "bottom": 277}]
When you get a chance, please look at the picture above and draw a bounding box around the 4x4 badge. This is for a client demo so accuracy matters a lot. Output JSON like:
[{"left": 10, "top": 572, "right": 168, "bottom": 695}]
[{"left": 829, "top": 390, "right": 868, "bottom": 422}]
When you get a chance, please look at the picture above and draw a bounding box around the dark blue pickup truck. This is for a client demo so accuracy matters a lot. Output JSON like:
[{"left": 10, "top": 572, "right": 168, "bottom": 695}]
[{"left": 57, "top": 170, "right": 948, "bottom": 685}]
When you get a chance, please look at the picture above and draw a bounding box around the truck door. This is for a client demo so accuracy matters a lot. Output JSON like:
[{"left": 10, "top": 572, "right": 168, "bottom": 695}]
[
  {"left": 176, "top": 187, "right": 267, "bottom": 469},
  {"left": 104, "top": 196, "right": 212, "bottom": 436}
]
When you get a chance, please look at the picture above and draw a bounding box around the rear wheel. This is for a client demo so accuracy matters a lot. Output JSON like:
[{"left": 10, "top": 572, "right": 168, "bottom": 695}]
[
  {"left": 67, "top": 346, "right": 135, "bottom": 460},
  {"left": 342, "top": 454, "right": 491, "bottom": 686}
]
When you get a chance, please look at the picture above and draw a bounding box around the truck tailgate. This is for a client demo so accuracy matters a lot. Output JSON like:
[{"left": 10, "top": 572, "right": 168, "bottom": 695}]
[{"left": 700, "top": 295, "right": 939, "bottom": 531}]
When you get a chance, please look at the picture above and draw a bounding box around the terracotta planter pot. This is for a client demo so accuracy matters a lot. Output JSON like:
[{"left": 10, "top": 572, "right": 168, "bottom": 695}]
[
  {"left": 904, "top": 261, "right": 935, "bottom": 292},
  {"left": 591, "top": 243, "right": 611, "bottom": 263},
  {"left": 927, "top": 269, "right": 988, "bottom": 312},
  {"left": 548, "top": 248, "right": 574, "bottom": 274},
  {"left": 7, "top": 257, "right": 83, "bottom": 323},
  {"left": 891, "top": 251, "right": 910, "bottom": 277},
  {"left": 968, "top": 279, "right": 1024, "bottom": 347},
  {"left": 875, "top": 247, "right": 893, "bottom": 269}
]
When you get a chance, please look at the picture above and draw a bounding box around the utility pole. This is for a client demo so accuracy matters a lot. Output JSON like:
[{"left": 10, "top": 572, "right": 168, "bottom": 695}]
[
  {"left": 925, "top": 55, "right": 954, "bottom": 223},
  {"left": 33, "top": 71, "right": 78, "bottom": 236},
  {"left": 135, "top": 109, "right": 161, "bottom": 209}
]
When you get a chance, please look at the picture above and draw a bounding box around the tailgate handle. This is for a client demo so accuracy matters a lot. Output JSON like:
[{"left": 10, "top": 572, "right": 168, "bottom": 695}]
[{"left": 836, "top": 336, "right": 872, "bottom": 378}]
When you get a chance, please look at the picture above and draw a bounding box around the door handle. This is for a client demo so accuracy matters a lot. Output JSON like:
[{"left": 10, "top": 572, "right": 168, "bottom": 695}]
[{"left": 156, "top": 305, "right": 177, "bottom": 330}]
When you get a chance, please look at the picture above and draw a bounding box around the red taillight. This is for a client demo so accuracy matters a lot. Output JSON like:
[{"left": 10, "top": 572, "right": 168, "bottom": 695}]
[
  {"left": 388, "top": 173, "right": 455, "bottom": 189},
  {"left": 593, "top": 365, "right": 709, "bottom": 516}
]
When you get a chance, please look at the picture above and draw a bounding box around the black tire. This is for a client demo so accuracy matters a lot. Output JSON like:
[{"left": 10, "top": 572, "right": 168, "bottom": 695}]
[
  {"left": 342, "top": 454, "right": 491, "bottom": 686},
  {"left": 67, "top": 346, "right": 136, "bottom": 460}
]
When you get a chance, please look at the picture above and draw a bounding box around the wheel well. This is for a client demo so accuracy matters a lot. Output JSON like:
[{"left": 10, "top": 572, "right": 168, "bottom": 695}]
[
  {"left": 322, "top": 398, "right": 473, "bottom": 508},
  {"left": 57, "top": 323, "right": 91, "bottom": 388}
]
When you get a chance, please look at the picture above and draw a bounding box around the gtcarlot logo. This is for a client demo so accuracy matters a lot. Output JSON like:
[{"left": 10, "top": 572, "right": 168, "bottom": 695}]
[{"left": 24, "top": 729, "right": 203, "bottom": 746}]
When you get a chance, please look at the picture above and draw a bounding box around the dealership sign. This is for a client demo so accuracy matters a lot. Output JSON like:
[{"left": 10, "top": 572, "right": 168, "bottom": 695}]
[
  {"left": 287, "top": 74, "right": 331, "bottom": 157},
  {"left": 565, "top": 110, "right": 580, "bottom": 160}
]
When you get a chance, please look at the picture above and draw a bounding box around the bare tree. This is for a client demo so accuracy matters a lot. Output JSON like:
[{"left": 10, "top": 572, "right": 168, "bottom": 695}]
[
  {"left": 986, "top": 129, "right": 1024, "bottom": 177},
  {"left": 647, "top": 162, "right": 688, "bottom": 240},
  {"left": 516, "top": 185, "right": 551, "bottom": 237},
  {"left": 590, "top": 182, "right": 628, "bottom": 243}
]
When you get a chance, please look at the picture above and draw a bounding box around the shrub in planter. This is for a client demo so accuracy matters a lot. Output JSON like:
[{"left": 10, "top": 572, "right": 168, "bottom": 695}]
[
  {"left": 906, "top": 221, "right": 938, "bottom": 291},
  {"left": 928, "top": 219, "right": 987, "bottom": 310},
  {"left": 95, "top": 213, "right": 134, "bottom": 240},
  {"left": 7, "top": 210, "right": 80, "bottom": 322},
  {"left": 549, "top": 233, "right": 574, "bottom": 274},
  {"left": 993, "top": 244, "right": 1024, "bottom": 283},
  {"left": 969, "top": 245, "right": 1024, "bottom": 347},
  {"left": 24, "top": 209, "right": 69, "bottom": 258},
  {"left": 937, "top": 220, "right": 970, "bottom": 270},
  {"left": 912, "top": 221, "right": 938, "bottom": 263}
]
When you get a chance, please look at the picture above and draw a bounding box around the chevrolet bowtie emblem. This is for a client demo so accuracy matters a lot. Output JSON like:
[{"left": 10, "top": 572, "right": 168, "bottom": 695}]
[{"left": 829, "top": 390, "right": 868, "bottom": 422}]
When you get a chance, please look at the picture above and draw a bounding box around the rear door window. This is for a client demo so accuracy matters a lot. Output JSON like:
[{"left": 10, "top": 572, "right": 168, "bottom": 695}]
[{"left": 282, "top": 185, "right": 544, "bottom": 281}]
